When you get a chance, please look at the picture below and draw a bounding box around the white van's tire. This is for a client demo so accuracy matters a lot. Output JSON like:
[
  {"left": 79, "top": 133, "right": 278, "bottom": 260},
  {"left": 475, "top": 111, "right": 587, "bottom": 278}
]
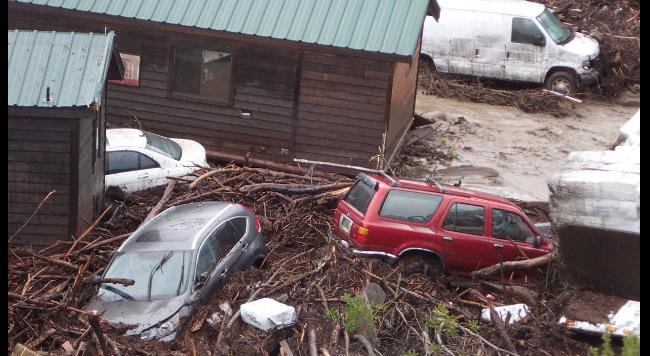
[{"left": 545, "top": 70, "right": 578, "bottom": 95}]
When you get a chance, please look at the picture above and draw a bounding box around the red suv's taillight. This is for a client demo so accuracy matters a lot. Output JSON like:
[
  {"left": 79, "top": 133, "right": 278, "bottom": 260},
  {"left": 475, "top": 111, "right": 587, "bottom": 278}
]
[{"left": 357, "top": 226, "right": 369, "bottom": 244}]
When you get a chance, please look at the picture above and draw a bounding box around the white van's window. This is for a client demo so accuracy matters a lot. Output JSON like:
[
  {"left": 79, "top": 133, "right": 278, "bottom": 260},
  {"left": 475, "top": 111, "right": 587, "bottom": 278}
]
[
  {"left": 511, "top": 18, "right": 544, "bottom": 45},
  {"left": 537, "top": 9, "right": 570, "bottom": 44}
]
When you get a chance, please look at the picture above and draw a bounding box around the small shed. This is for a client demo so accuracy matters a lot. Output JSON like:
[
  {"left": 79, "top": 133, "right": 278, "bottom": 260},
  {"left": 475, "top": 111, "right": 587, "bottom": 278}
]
[
  {"left": 8, "top": 30, "right": 122, "bottom": 245},
  {"left": 8, "top": 0, "right": 441, "bottom": 172}
]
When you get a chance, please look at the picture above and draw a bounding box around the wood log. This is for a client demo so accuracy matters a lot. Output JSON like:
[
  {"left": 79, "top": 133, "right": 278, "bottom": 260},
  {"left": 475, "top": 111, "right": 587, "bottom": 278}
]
[
  {"left": 66, "top": 205, "right": 112, "bottom": 255},
  {"left": 489, "top": 308, "right": 517, "bottom": 354},
  {"left": 309, "top": 329, "right": 318, "bottom": 356},
  {"left": 480, "top": 281, "right": 539, "bottom": 307},
  {"left": 87, "top": 312, "right": 111, "bottom": 356},
  {"left": 144, "top": 179, "right": 177, "bottom": 222},
  {"left": 471, "top": 253, "right": 555, "bottom": 278},
  {"left": 279, "top": 340, "right": 294, "bottom": 356},
  {"left": 240, "top": 182, "right": 351, "bottom": 195},
  {"left": 206, "top": 149, "right": 346, "bottom": 180},
  {"left": 83, "top": 278, "right": 135, "bottom": 286}
]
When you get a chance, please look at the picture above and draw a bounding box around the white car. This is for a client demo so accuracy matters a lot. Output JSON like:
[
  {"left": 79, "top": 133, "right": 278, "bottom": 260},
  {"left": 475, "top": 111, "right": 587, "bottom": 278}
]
[{"left": 105, "top": 129, "right": 208, "bottom": 193}]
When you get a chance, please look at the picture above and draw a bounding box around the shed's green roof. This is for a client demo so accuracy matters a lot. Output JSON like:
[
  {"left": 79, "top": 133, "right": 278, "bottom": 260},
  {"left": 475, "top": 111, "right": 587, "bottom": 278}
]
[
  {"left": 8, "top": 30, "right": 115, "bottom": 108},
  {"left": 15, "top": 0, "right": 435, "bottom": 59}
]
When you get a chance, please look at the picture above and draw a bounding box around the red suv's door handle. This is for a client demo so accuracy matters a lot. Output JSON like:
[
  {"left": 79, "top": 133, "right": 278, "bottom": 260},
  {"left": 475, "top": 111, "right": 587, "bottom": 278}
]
[
  {"left": 493, "top": 243, "right": 504, "bottom": 249},
  {"left": 442, "top": 236, "right": 453, "bottom": 241}
]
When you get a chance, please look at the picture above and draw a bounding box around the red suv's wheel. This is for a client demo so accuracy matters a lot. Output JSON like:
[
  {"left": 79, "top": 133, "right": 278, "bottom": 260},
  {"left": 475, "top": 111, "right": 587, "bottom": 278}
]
[{"left": 400, "top": 254, "right": 443, "bottom": 279}]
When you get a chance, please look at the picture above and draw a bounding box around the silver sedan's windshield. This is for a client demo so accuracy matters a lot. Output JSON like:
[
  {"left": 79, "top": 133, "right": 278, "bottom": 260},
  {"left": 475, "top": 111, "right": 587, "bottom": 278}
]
[
  {"left": 144, "top": 131, "right": 182, "bottom": 161},
  {"left": 98, "top": 250, "right": 191, "bottom": 302},
  {"left": 537, "top": 8, "right": 570, "bottom": 44}
]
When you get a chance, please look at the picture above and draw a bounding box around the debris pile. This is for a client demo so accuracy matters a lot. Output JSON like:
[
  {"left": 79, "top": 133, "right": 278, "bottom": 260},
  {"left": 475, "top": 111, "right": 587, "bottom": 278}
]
[
  {"left": 7, "top": 164, "right": 608, "bottom": 355},
  {"left": 418, "top": 63, "right": 576, "bottom": 117},
  {"left": 546, "top": 0, "right": 640, "bottom": 96}
]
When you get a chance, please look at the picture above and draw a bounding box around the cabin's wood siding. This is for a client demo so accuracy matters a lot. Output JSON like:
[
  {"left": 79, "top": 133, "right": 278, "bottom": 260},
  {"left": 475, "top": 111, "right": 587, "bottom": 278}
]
[
  {"left": 75, "top": 108, "right": 106, "bottom": 236},
  {"left": 9, "top": 6, "right": 419, "bottom": 170},
  {"left": 295, "top": 51, "right": 391, "bottom": 168},
  {"left": 8, "top": 115, "right": 73, "bottom": 245},
  {"left": 386, "top": 39, "right": 421, "bottom": 158},
  {"left": 8, "top": 106, "right": 106, "bottom": 245}
]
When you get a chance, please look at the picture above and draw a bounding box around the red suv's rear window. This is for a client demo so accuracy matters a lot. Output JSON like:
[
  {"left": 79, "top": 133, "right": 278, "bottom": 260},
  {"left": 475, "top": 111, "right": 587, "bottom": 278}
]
[
  {"left": 379, "top": 190, "right": 443, "bottom": 223},
  {"left": 344, "top": 180, "right": 376, "bottom": 214}
]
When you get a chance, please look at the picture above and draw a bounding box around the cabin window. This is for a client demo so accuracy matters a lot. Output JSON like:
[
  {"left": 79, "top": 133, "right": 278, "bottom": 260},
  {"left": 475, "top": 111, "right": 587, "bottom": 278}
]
[
  {"left": 109, "top": 53, "right": 140, "bottom": 87},
  {"left": 172, "top": 43, "right": 232, "bottom": 104}
]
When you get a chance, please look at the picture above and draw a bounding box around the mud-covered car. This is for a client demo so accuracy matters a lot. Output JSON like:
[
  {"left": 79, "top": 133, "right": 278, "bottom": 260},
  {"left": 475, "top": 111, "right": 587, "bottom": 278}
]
[{"left": 85, "top": 202, "right": 266, "bottom": 341}]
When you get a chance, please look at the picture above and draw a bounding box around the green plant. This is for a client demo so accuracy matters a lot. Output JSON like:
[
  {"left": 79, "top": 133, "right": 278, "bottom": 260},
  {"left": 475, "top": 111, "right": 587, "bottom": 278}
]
[
  {"left": 403, "top": 348, "right": 419, "bottom": 356},
  {"left": 341, "top": 293, "right": 375, "bottom": 334},
  {"left": 589, "top": 332, "right": 615, "bottom": 356},
  {"left": 622, "top": 334, "right": 640, "bottom": 356},
  {"left": 467, "top": 319, "right": 480, "bottom": 333},
  {"left": 325, "top": 307, "right": 340, "bottom": 323},
  {"left": 428, "top": 344, "right": 443, "bottom": 355},
  {"left": 426, "top": 304, "right": 458, "bottom": 337}
]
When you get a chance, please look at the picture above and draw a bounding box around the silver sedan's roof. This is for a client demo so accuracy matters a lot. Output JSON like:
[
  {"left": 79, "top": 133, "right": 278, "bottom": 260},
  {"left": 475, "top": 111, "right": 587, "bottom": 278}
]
[{"left": 118, "top": 202, "right": 238, "bottom": 252}]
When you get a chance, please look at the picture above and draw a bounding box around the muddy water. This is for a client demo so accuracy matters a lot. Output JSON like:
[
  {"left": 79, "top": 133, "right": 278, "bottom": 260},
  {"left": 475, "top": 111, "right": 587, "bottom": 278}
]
[{"left": 414, "top": 94, "right": 638, "bottom": 201}]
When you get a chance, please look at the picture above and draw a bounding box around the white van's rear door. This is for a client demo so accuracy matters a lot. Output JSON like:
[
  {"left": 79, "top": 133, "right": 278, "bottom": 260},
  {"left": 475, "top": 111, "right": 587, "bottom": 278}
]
[{"left": 470, "top": 14, "right": 507, "bottom": 79}]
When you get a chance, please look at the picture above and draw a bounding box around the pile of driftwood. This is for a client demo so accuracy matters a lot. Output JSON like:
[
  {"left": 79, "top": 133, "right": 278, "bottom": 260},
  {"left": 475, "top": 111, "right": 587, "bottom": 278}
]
[
  {"left": 546, "top": 0, "right": 640, "bottom": 97},
  {"left": 418, "top": 63, "right": 576, "bottom": 117},
  {"left": 9, "top": 163, "right": 583, "bottom": 355}
]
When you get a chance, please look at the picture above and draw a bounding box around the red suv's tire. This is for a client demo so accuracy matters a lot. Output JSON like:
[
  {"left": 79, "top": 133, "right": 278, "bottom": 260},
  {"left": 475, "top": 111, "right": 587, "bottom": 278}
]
[{"left": 400, "top": 254, "right": 443, "bottom": 279}]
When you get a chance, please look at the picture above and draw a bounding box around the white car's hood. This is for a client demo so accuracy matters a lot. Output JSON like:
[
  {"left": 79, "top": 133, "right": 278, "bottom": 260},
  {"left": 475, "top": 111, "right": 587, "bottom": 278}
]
[
  {"left": 560, "top": 32, "right": 599, "bottom": 60},
  {"left": 172, "top": 138, "right": 208, "bottom": 168}
]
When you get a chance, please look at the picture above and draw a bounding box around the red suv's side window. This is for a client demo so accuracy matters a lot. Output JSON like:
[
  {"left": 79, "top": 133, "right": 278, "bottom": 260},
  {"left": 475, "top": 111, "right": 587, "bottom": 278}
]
[
  {"left": 442, "top": 203, "right": 486, "bottom": 236},
  {"left": 492, "top": 209, "right": 537, "bottom": 244},
  {"left": 379, "top": 190, "right": 443, "bottom": 224}
]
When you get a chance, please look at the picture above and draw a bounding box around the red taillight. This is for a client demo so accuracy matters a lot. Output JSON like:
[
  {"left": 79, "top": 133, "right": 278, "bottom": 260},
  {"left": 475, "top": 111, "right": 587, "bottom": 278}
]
[
  {"left": 357, "top": 226, "right": 369, "bottom": 244},
  {"left": 255, "top": 216, "right": 262, "bottom": 233},
  {"left": 238, "top": 203, "right": 262, "bottom": 233}
]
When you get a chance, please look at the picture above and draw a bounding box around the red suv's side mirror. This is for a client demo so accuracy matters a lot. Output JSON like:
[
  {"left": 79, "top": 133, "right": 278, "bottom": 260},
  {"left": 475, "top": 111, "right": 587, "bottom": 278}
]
[{"left": 534, "top": 235, "right": 542, "bottom": 247}]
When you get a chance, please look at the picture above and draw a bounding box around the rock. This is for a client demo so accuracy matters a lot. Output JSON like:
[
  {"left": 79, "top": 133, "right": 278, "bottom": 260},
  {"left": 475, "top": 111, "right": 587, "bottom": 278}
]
[{"left": 363, "top": 282, "right": 386, "bottom": 305}]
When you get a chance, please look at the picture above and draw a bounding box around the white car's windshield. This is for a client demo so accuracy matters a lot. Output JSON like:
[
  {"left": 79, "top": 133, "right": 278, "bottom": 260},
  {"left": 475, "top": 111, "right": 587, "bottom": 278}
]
[
  {"left": 144, "top": 131, "right": 182, "bottom": 161},
  {"left": 537, "top": 8, "right": 570, "bottom": 44},
  {"left": 98, "top": 250, "right": 191, "bottom": 302}
]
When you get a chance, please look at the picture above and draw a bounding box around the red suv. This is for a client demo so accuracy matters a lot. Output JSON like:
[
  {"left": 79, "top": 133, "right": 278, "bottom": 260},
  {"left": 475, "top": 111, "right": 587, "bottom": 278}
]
[{"left": 334, "top": 172, "right": 553, "bottom": 277}]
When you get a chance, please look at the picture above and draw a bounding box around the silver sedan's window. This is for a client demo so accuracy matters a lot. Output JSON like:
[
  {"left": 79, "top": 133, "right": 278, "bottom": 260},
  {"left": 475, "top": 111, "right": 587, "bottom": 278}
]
[
  {"left": 98, "top": 250, "right": 191, "bottom": 301},
  {"left": 195, "top": 238, "right": 219, "bottom": 282}
]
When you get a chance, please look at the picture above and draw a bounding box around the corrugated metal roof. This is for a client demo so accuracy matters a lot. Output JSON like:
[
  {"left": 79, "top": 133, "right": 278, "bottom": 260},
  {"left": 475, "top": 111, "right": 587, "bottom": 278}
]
[
  {"left": 15, "top": 0, "right": 434, "bottom": 58},
  {"left": 8, "top": 30, "right": 115, "bottom": 107}
]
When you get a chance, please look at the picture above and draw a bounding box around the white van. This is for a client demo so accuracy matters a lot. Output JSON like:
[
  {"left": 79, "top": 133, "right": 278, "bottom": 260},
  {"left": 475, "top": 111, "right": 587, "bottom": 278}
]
[{"left": 421, "top": 0, "right": 601, "bottom": 94}]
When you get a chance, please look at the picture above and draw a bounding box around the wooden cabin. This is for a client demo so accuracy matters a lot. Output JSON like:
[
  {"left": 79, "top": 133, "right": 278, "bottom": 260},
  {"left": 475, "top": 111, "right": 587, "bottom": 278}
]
[
  {"left": 8, "top": 0, "right": 441, "bottom": 172},
  {"left": 8, "top": 30, "right": 122, "bottom": 245}
]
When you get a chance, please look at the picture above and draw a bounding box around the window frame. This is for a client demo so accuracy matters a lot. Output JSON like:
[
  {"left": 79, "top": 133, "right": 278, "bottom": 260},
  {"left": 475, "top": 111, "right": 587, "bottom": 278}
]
[
  {"left": 511, "top": 17, "right": 545, "bottom": 45},
  {"left": 490, "top": 208, "right": 537, "bottom": 244},
  {"left": 441, "top": 202, "right": 487, "bottom": 236},
  {"left": 169, "top": 42, "right": 236, "bottom": 106},
  {"left": 108, "top": 52, "right": 141, "bottom": 87},
  {"left": 378, "top": 188, "right": 443, "bottom": 225},
  {"left": 193, "top": 235, "right": 219, "bottom": 288}
]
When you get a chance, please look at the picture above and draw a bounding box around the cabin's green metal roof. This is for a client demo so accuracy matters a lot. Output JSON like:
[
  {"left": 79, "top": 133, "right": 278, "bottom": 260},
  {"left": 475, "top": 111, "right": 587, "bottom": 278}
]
[
  {"left": 8, "top": 30, "right": 115, "bottom": 108},
  {"left": 15, "top": 0, "right": 435, "bottom": 58}
]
